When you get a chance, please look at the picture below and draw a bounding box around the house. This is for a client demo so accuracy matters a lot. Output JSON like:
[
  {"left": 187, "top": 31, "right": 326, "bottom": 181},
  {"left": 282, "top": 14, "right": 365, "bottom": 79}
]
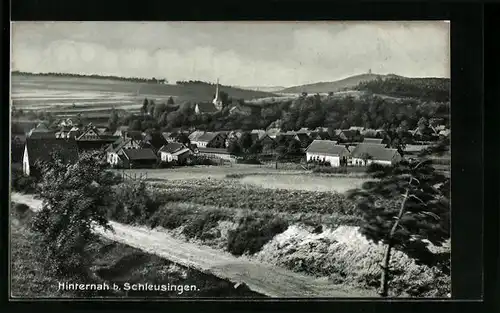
[
  {"left": 229, "top": 104, "right": 252, "bottom": 116},
  {"left": 266, "top": 128, "right": 281, "bottom": 139},
  {"left": 142, "top": 131, "right": 168, "bottom": 152},
  {"left": 158, "top": 142, "right": 191, "bottom": 164},
  {"left": 188, "top": 130, "right": 206, "bottom": 142},
  {"left": 295, "top": 133, "right": 312, "bottom": 149},
  {"left": 312, "top": 131, "right": 331, "bottom": 141},
  {"left": 105, "top": 137, "right": 143, "bottom": 167},
  {"left": 162, "top": 132, "right": 175, "bottom": 142},
  {"left": 338, "top": 129, "right": 360, "bottom": 142},
  {"left": 250, "top": 130, "right": 275, "bottom": 147},
  {"left": 114, "top": 126, "right": 130, "bottom": 138},
  {"left": 191, "top": 132, "right": 226, "bottom": 148},
  {"left": 197, "top": 147, "right": 234, "bottom": 161},
  {"left": 194, "top": 102, "right": 219, "bottom": 115},
  {"left": 56, "top": 125, "right": 73, "bottom": 138},
  {"left": 23, "top": 138, "right": 79, "bottom": 176},
  {"left": 120, "top": 148, "right": 158, "bottom": 169},
  {"left": 362, "top": 137, "right": 385, "bottom": 145},
  {"left": 439, "top": 129, "right": 450, "bottom": 138},
  {"left": 350, "top": 143, "right": 402, "bottom": 166},
  {"left": 305, "top": 140, "right": 350, "bottom": 167},
  {"left": 26, "top": 123, "right": 56, "bottom": 139},
  {"left": 349, "top": 126, "right": 365, "bottom": 132}
]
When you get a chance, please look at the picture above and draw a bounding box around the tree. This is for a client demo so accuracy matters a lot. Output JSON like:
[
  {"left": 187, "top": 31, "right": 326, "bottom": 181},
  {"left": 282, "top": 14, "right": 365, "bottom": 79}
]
[
  {"left": 227, "top": 140, "right": 242, "bottom": 155},
  {"left": 167, "top": 96, "right": 175, "bottom": 105},
  {"left": 142, "top": 98, "right": 149, "bottom": 114},
  {"left": 359, "top": 152, "right": 373, "bottom": 166},
  {"left": 129, "top": 119, "right": 142, "bottom": 131},
  {"left": 347, "top": 159, "right": 450, "bottom": 297},
  {"left": 153, "top": 102, "right": 167, "bottom": 120},
  {"left": 238, "top": 132, "right": 254, "bottom": 153},
  {"left": 108, "top": 109, "right": 119, "bottom": 132},
  {"left": 176, "top": 133, "right": 190, "bottom": 146},
  {"left": 31, "top": 151, "right": 119, "bottom": 278}
]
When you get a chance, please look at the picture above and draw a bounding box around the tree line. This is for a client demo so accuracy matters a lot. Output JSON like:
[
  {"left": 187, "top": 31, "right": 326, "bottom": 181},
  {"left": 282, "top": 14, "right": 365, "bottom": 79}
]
[{"left": 12, "top": 71, "right": 167, "bottom": 84}]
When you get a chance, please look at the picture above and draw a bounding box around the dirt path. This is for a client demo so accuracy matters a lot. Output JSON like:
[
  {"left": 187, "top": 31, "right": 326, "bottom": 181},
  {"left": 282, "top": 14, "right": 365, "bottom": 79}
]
[{"left": 10, "top": 192, "right": 375, "bottom": 298}]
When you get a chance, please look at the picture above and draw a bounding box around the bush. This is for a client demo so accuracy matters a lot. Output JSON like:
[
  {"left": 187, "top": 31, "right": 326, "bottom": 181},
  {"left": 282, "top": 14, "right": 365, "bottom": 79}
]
[
  {"left": 111, "top": 182, "right": 162, "bottom": 224},
  {"left": 227, "top": 213, "right": 288, "bottom": 256},
  {"left": 182, "top": 209, "right": 230, "bottom": 239},
  {"left": 237, "top": 156, "right": 262, "bottom": 165},
  {"left": 11, "top": 169, "right": 37, "bottom": 193}
]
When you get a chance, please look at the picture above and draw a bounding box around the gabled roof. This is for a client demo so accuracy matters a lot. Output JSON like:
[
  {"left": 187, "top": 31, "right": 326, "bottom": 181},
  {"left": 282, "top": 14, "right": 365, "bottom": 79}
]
[
  {"left": 25, "top": 138, "right": 79, "bottom": 166},
  {"left": 266, "top": 128, "right": 281, "bottom": 137},
  {"left": 121, "top": 148, "right": 157, "bottom": 160},
  {"left": 340, "top": 129, "right": 359, "bottom": 138},
  {"left": 305, "top": 140, "right": 348, "bottom": 156},
  {"left": 363, "top": 137, "right": 384, "bottom": 145},
  {"left": 188, "top": 130, "right": 206, "bottom": 141},
  {"left": 162, "top": 132, "right": 174, "bottom": 141},
  {"left": 196, "top": 102, "right": 218, "bottom": 113},
  {"left": 126, "top": 131, "right": 144, "bottom": 141},
  {"left": 195, "top": 132, "right": 218, "bottom": 143},
  {"left": 159, "top": 142, "right": 187, "bottom": 154},
  {"left": 311, "top": 131, "right": 331, "bottom": 140},
  {"left": 350, "top": 143, "right": 400, "bottom": 161},
  {"left": 144, "top": 132, "right": 168, "bottom": 150}
]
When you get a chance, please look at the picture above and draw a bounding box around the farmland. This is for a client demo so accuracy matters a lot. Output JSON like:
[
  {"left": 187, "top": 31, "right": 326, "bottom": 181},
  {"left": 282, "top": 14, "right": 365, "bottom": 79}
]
[
  {"left": 113, "top": 164, "right": 368, "bottom": 193},
  {"left": 11, "top": 73, "right": 277, "bottom": 116}
]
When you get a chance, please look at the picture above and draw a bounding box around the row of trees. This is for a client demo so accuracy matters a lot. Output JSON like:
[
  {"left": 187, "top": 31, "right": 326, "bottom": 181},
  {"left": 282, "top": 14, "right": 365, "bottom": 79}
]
[{"left": 12, "top": 71, "right": 167, "bottom": 84}]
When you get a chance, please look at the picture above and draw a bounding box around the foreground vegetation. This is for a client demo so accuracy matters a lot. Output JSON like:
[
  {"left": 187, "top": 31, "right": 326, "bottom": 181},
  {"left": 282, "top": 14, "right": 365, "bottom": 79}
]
[{"left": 12, "top": 148, "right": 450, "bottom": 298}]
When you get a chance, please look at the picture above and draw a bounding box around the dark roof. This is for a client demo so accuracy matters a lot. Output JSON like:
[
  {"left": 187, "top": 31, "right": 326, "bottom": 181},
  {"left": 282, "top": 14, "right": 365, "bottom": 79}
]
[
  {"left": 144, "top": 132, "right": 168, "bottom": 150},
  {"left": 295, "top": 133, "right": 311, "bottom": 142},
  {"left": 350, "top": 143, "right": 400, "bottom": 161},
  {"left": 76, "top": 140, "right": 111, "bottom": 151},
  {"left": 126, "top": 131, "right": 144, "bottom": 141},
  {"left": 197, "top": 147, "right": 231, "bottom": 155},
  {"left": 122, "top": 148, "right": 157, "bottom": 160},
  {"left": 340, "top": 130, "right": 359, "bottom": 138},
  {"left": 196, "top": 132, "right": 218, "bottom": 143},
  {"left": 305, "top": 140, "right": 348, "bottom": 156},
  {"left": 363, "top": 137, "right": 384, "bottom": 145},
  {"left": 25, "top": 138, "right": 79, "bottom": 166},
  {"left": 159, "top": 142, "right": 187, "bottom": 154},
  {"left": 196, "top": 102, "right": 218, "bottom": 113}
]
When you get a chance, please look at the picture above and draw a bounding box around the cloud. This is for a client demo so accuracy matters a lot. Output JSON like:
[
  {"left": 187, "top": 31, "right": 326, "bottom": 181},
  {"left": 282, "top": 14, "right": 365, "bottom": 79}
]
[{"left": 11, "top": 21, "right": 450, "bottom": 86}]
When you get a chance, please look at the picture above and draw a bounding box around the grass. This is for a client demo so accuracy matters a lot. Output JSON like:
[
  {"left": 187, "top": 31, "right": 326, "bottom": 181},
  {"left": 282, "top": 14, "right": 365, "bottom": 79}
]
[{"left": 10, "top": 201, "right": 265, "bottom": 298}]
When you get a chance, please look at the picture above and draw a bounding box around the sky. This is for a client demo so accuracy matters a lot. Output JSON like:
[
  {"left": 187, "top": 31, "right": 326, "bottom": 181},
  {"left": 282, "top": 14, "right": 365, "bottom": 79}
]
[{"left": 11, "top": 21, "right": 450, "bottom": 87}]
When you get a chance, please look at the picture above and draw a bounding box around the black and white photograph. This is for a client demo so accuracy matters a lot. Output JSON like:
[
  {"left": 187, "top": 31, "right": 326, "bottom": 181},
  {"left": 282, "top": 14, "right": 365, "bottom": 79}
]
[{"left": 9, "top": 21, "right": 451, "bottom": 299}]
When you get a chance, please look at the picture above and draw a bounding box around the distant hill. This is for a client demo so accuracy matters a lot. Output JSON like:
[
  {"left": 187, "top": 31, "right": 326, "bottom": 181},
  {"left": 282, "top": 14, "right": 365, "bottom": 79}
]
[
  {"left": 278, "top": 73, "right": 399, "bottom": 94},
  {"left": 237, "top": 86, "right": 286, "bottom": 93},
  {"left": 12, "top": 72, "right": 278, "bottom": 102}
]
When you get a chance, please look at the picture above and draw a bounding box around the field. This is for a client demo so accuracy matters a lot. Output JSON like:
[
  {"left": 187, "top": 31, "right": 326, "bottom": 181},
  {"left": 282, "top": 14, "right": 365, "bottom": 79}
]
[
  {"left": 113, "top": 165, "right": 368, "bottom": 193},
  {"left": 11, "top": 74, "right": 276, "bottom": 116}
]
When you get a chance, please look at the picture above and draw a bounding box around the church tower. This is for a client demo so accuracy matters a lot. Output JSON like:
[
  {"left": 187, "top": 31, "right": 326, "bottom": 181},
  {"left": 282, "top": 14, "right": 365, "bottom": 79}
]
[{"left": 213, "top": 78, "right": 223, "bottom": 110}]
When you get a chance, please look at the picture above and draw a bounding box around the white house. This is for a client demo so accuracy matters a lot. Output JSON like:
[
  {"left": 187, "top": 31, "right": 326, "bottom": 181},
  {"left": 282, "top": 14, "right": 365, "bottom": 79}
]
[
  {"left": 158, "top": 142, "right": 191, "bottom": 163},
  {"left": 305, "top": 140, "right": 350, "bottom": 167},
  {"left": 350, "top": 143, "right": 402, "bottom": 166}
]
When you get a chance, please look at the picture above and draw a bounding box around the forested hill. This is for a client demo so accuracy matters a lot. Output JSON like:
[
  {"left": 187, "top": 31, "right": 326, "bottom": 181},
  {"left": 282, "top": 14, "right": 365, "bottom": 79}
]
[
  {"left": 279, "top": 73, "right": 397, "bottom": 94},
  {"left": 352, "top": 76, "right": 450, "bottom": 102}
]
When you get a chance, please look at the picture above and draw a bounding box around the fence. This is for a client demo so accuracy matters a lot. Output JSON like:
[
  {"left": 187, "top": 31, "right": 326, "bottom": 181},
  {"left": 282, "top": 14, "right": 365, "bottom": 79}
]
[{"left": 119, "top": 171, "right": 148, "bottom": 182}]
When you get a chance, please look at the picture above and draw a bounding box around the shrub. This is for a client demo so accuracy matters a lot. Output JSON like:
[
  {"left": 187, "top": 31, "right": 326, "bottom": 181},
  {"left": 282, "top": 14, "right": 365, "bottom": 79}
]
[
  {"left": 111, "top": 182, "right": 162, "bottom": 224},
  {"left": 227, "top": 213, "right": 288, "bottom": 256},
  {"left": 11, "top": 169, "right": 37, "bottom": 193},
  {"left": 182, "top": 209, "right": 230, "bottom": 239},
  {"left": 237, "top": 156, "right": 262, "bottom": 165}
]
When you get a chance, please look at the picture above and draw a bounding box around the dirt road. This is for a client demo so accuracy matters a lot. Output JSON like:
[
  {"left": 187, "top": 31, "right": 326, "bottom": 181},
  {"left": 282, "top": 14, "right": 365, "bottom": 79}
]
[{"left": 10, "top": 192, "right": 375, "bottom": 298}]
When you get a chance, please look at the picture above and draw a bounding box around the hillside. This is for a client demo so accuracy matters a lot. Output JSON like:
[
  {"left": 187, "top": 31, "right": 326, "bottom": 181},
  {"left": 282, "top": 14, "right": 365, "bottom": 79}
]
[
  {"left": 11, "top": 73, "right": 278, "bottom": 104},
  {"left": 237, "top": 86, "right": 286, "bottom": 93},
  {"left": 279, "top": 73, "right": 400, "bottom": 94}
]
